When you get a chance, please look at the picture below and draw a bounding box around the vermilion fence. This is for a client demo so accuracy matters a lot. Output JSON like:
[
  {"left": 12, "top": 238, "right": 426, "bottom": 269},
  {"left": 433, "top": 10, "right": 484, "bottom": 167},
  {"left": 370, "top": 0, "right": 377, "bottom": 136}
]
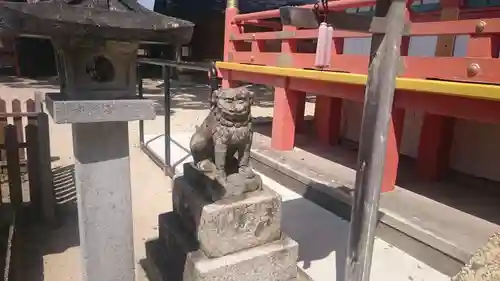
[
  {"left": 217, "top": 0, "right": 500, "bottom": 194},
  {"left": 226, "top": 3, "right": 500, "bottom": 84}
]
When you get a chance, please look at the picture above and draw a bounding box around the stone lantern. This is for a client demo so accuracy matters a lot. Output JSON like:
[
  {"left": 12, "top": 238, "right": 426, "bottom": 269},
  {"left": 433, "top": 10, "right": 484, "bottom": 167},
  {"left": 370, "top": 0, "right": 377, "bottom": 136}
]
[{"left": 0, "top": 1, "right": 193, "bottom": 280}]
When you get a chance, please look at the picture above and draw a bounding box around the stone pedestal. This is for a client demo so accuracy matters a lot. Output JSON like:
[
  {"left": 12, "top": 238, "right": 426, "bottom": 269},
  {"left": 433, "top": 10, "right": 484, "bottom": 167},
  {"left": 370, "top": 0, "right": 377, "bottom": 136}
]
[{"left": 147, "top": 163, "right": 301, "bottom": 281}]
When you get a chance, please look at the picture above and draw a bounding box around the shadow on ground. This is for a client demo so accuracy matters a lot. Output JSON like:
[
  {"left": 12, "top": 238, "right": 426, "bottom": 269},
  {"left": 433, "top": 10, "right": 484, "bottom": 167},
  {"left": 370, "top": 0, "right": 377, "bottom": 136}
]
[
  {"left": 0, "top": 75, "right": 320, "bottom": 117},
  {"left": 283, "top": 196, "right": 347, "bottom": 280},
  {"left": 143, "top": 80, "right": 317, "bottom": 116},
  {"left": 144, "top": 82, "right": 280, "bottom": 116},
  {"left": 0, "top": 76, "right": 60, "bottom": 90},
  {"left": 16, "top": 164, "right": 79, "bottom": 281},
  {"left": 253, "top": 122, "right": 500, "bottom": 227}
]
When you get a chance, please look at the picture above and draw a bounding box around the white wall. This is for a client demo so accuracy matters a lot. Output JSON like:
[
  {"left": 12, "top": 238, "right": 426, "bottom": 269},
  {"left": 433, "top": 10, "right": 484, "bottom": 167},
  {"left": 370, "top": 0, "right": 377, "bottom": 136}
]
[
  {"left": 339, "top": 35, "right": 500, "bottom": 182},
  {"left": 137, "top": 0, "right": 155, "bottom": 11}
]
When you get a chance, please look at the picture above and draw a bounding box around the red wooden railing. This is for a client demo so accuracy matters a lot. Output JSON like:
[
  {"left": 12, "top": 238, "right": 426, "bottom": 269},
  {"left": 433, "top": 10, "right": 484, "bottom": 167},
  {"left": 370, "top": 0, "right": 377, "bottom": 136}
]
[
  {"left": 219, "top": 0, "right": 500, "bottom": 193},
  {"left": 225, "top": 1, "right": 500, "bottom": 85}
]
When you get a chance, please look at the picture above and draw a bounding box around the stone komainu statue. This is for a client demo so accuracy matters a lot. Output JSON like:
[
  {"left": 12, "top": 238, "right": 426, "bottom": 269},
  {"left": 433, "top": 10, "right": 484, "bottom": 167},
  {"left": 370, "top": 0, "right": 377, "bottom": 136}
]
[{"left": 189, "top": 85, "right": 261, "bottom": 198}]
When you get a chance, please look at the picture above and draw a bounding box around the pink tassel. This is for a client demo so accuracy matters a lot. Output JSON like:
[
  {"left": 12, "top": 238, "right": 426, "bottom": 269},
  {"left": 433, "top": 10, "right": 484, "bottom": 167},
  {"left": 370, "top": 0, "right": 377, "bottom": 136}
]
[
  {"left": 314, "top": 22, "right": 328, "bottom": 68},
  {"left": 324, "top": 24, "right": 334, "bottom": 68}
]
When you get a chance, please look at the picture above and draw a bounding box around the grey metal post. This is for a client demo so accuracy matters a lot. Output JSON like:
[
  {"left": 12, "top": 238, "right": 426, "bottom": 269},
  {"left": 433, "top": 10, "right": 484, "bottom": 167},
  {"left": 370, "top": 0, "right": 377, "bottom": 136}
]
[
  {"left": 344, "top": 0, "right": 407, "bottom": 281},
  {"left": 138, "top": 64, "right": 145, "bottom": 145},
  {"left": 172, "top": 45, "right": 181, "bottom": 80},
  {"left": 163, "top": 65, "right": 171, "bottom": 170},
  {"left": 209, "top": 61, "right": 219, "bottom": 102}
]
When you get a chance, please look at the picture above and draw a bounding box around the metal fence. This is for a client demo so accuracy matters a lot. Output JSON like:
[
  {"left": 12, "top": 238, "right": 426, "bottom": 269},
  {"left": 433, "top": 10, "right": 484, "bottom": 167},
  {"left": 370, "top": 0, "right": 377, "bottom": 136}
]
[{"left": 137, "top": 58, "right": 219, "bottom": 177}]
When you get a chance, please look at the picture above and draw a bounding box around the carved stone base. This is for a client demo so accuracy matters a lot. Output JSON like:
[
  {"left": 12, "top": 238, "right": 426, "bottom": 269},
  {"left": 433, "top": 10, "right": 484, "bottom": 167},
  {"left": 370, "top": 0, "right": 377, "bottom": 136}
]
[
  {"left": 183, "top": 162, "right": 262, "bottom": 201},
  {"left": 172, "top": 175, "right": 282, "bottom": 258},
  {"left": 144, "top": 164, "right": 301, "bottom": 281},
  {"left": 158, "top": 212, "right": 298, "bottom": 281}
]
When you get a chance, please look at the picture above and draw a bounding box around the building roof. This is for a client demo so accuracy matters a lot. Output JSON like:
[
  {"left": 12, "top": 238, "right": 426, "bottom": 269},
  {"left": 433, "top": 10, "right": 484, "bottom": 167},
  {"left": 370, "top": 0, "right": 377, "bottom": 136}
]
[{"left": 154, "top": 0, "right": 317, "bottom": 19}]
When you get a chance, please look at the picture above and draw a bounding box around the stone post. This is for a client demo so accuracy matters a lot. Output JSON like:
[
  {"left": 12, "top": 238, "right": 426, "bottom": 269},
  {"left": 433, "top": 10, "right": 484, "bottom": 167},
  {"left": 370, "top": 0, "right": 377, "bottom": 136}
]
[
  {"left": 0, "top": 1, "right": 194, "bottom": 280},
  {"left": 46, "top": 41, "right": 156, "bottom": 281}
]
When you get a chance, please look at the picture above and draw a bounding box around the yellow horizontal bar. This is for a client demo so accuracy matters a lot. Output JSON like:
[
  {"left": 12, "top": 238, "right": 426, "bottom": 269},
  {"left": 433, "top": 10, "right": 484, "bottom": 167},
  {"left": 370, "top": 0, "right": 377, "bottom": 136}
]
[{"left": 216, "top": 62, "right": 500, "bottom": 101}]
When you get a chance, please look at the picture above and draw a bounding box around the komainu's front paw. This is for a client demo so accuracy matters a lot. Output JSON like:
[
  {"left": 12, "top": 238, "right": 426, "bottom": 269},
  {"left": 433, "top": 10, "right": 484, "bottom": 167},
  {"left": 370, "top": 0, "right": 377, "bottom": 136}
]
[
  {"left": 239, "top": 166, "right": 255, "bottom": 178},
  {"left": 215, "top": 170, "right": 228, "bottom": 185},
  {"left": 196, "top": 159, "right": 213, "bottom": 172}
]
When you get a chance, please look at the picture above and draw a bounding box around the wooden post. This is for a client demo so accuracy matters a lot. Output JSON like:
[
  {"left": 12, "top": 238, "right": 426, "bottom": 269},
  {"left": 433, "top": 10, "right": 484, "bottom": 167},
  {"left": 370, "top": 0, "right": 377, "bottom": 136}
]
[
  {"left": 314, "top": 95, "right": 343, "bottom": 145},
  {"left": 270, "top": 24, "right": 306, "bottom": 150},
  {"left": 222, "top": 0, "right": 240, "bottom": 89},
  {"left": 314, "top": 36, "right": 345, "bottom": 145},
  {"left": 137, "top": 65, "right": 144, "bottom": 145},
  {"left": 382, "top": 107, "right": 405, "bottom": 192},
  {"left": 11, "top": 99, "right": 24, "bottom": 161},
  {"left": 295, "top": 92, "right": 306, "bottom": 134},
  {"left": 271, "top": 85, "right": 303, "bottom": 150},
  {"left": 416, "top": 0, "right": 459, "bottom": 181},
  {"left": 380, "top": 8, "right": 409, "bottom": 192},
  {"left": 282, "top": 24, "right": 307, "bottom": 134},
  {"left": 36, "top": 112, "right": 56, "bottom": 224},
  {"left": 345, "top": 0, "right": 407, "bottom": 280},
  {"left": 0, "top": 99, "right": 6, "bottom": 162},
  {"left": 5, "top": 125, "right": 22, "bottom": 209},
  {"left": 26, "top": 98, "right": 41, "bottom": 217},
  {"left": 26, "top": 123, "right": 41, "bottom": 216},
  {"left": 162, "top": 65, "right": 173, "bottom": 176}
]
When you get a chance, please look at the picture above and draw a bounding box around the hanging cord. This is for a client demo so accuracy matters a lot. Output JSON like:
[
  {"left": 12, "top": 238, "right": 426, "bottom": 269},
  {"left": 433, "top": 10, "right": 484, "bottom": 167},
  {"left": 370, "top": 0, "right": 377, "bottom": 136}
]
[
  {"left": 313, "top": 1, "right": 320, "bottom": 22},
  {"left": 314, "top": 0, "right": 330, "bottom": 22},
  {"left": 321, "top": 0, "right": 329, "bottom": 22}
]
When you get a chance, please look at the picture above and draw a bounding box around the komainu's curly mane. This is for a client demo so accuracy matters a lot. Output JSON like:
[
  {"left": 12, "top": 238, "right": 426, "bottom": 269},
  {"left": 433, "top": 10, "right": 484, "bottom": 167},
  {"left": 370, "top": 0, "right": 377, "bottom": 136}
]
[{"left": 189, "top": 85, "right": 255, "bottom": 184}]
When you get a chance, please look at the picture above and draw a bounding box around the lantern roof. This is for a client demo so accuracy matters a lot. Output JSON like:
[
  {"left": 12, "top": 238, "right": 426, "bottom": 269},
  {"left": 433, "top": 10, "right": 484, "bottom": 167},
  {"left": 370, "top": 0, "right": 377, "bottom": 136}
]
[{"left": 0, "top": 0, "right": 194, "bottom": 44}]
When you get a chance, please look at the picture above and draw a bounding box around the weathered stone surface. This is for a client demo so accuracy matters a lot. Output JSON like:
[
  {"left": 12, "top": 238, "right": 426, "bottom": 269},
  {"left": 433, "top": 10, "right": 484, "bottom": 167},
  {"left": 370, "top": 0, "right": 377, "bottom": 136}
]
[
  {"left": 453, "top": 231, "right": 500, "bottom": 281},
  {"left": 184, "top": 237, "right": 298, "bottom": 281},
  {"left": 144, "top": 235, "right": 305, "bottom": 281},
  {"left": 172, "top": 176, "right": 282, "bottom": 258},
  {"left": 46, "top": 93, "right": 156, "bottom": 124},
  {"left": 184, "top": 163, "right": 262, "bottom": 201},
  {"left": 189, "top": 86, "right": 260, "bottom": 198},
  {"left": 158, "top": 212, "right": 298, "bottom": 281},
  {"left": 0, "top": 0, "right": 194, "bottom": 44}
]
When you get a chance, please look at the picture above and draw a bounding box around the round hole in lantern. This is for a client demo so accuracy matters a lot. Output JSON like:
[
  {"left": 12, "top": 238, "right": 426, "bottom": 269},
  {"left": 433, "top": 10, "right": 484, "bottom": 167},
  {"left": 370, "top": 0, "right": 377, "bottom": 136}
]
[{"left": 85, "top": 55, "right": 115, "bottom": 83}]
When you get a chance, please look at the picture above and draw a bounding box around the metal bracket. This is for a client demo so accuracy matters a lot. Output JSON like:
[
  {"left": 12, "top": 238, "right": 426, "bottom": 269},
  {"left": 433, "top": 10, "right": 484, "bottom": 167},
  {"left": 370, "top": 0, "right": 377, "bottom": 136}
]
[
  {"left": 276, "top": 53, "right": 293, "bottom": 67},
  {"left": 279, "top": 6, "right": 320, "bottom": 29},
  {"left": 279, "top": 6, "right": 410, "bottom": 34},
  {"left": 397, "top": 57, "right": 406, "bottom": 76}
]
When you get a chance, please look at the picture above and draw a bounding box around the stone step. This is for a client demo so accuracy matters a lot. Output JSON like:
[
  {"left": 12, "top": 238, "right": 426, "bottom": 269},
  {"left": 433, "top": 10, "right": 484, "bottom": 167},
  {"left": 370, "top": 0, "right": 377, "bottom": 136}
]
[
  {"left": 143, "top": 238, "right": 305, "bottom": 281},
  {"left": 156, "top": 211, "right": 298, "bottom": 281}
]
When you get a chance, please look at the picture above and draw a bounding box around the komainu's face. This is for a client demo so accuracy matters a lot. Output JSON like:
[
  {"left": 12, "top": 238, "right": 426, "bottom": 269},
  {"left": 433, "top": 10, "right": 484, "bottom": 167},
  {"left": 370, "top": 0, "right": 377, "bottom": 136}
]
[{"left": 216, "top": 87, "right": 253, "bottom": 119}]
